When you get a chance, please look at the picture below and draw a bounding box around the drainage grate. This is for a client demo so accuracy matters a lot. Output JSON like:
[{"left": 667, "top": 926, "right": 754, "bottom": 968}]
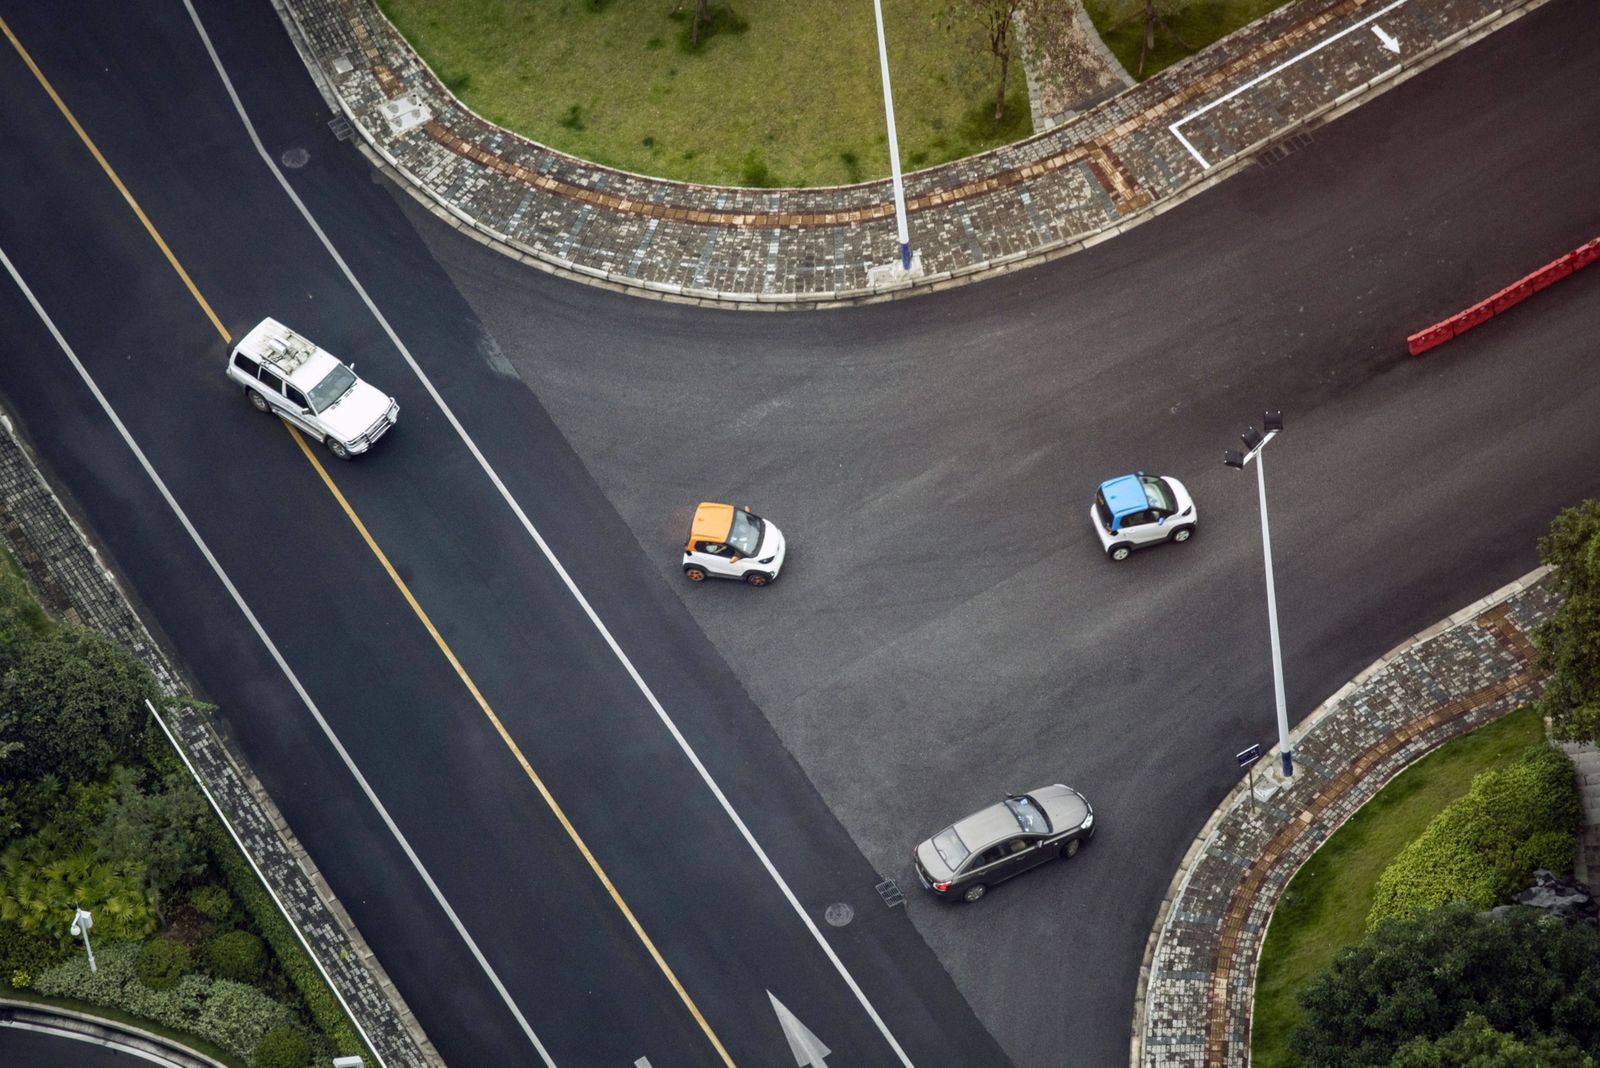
[
  {"left": 327, "top": 117, "right": 352, "bottom": 142},
  {"left": 1254, "top": 130, "right": 1315, "bottom": 168},
  {"left": 875, "top": 879, "right": 905, "bottom": 908}
]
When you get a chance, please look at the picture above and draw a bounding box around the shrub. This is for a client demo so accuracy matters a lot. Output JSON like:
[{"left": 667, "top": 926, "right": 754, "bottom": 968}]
[
  {"left": 1367, "top": 745, "right": 1580, "bottom": 927},
  {"left": 135, "top": 937, "right": 191, "bottom": 990},
  {"left": 0, "top": 919, "right": 63, "bottom": 988},
  {"left": 194, "top": 977, "right": 295, "bottom": 1057},
  {"left": 35, "top": 940, "right": 295, "bottom": 1061},
  {"left": 188, "top": 884, "right": 234, "bottom": 921},
  {"left": 255, "top": 1023, "right": 312, "bottom": 1068},
  {"left": 209, "top": 829, "right": 364, "bottom": 1056},
  {"left": 0, "top": 839, "right": 154, "bottom": 940},
  {"left": 204, "top": 929, "right": 265, "bottom": 984}
]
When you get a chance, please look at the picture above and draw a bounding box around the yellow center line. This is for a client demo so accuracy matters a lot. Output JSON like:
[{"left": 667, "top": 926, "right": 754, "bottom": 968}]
[
  {"left": 4, "top": 20, "right": 734, "bottom": 1065},
  {"left": 0, "top": 13, "right": 229, "bottom": 343}
]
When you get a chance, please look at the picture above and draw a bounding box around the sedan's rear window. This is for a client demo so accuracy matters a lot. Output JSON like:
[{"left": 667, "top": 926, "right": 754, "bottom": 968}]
[
  {"left": 1094, "top": 492, "right": 1112, "bottom": 528},
  {"left": 932, "top": 827, "right": 969, "bottom": 869},
  {"left": 1005, "top": 795, "right": 1051, "bottom": 834}
]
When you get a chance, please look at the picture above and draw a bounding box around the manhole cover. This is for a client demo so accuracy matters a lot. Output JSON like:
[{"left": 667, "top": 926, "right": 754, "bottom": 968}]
[
  {"left": 824, "top": 903, "right": 854, "bottom": 927},
  {"left": 280, "top": 147, "right": 310, "bottom": 170}
]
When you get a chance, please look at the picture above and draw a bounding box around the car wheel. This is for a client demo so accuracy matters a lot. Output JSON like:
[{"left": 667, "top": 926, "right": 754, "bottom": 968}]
[
  {"left": 744, "top": 571, "right": 771, "bottom": 587},
  {"left": 1063, "top": 838, "right": 1081, "bottom": 859},
  {"left": 961, "top": 884, "right": 987, "bottom": 904},
  {"left": 684, "top": 566, "right": 708, "bottom": 583},
  {"left": 246, "top": 389, "right": 270, "bottom": 413},
  {"left": 1170, "top": 525, "right": 1194, "bottom": 544},
  {"left": 326, "top": 438, "right": 352, "bottom": 461},
  {"left": 1108, "top": 543, "right": 1132, "bottom": 562}
]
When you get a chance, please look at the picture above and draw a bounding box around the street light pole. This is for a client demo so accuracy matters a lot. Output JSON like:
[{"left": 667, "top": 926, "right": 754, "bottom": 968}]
[
  {"left": 1224, "top": 411, "right": 1292, "bottom": 778},
  {"left": 70, "top": 907, "right": 96, "bottom": 974},
  {"left": 870, "top": 0, "right": 913, "bottom": 270}
]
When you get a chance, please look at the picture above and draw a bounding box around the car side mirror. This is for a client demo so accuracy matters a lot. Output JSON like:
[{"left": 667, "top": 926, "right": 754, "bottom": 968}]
[{"left": 1157, "top": 516, "right": 1166, "bottom": 525}]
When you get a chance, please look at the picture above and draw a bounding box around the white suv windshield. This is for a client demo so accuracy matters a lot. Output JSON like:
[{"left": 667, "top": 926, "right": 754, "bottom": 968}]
[
  {"left": 727, "top": 511, "right": 763, "bottom": 556},
  {"left": 307, "top": 364, "right": 358, "bottom": 413}
]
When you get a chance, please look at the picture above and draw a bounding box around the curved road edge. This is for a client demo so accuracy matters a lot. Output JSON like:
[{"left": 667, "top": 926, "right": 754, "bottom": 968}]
[
  {"left": 2, "top": 997, "right": 228, "bottom": 1067},
  {"left": 1129, "top": 565, "right": 1557, "bottom": 1066},
  {"left": 267, "top": 0, "right": 1549, "bottom": 308},
  {"left": 0, "top": 412, "right": 441, "bottom": 1068}
]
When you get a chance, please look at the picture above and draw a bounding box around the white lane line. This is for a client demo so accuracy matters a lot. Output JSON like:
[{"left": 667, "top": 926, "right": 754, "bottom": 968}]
[
  {"left": 182, "top": 4, "right": 917, "bottom": 1064},
  {"left": 0, "top": 243, "right": 556, "bottom": 1068},
  {"left": 1169, "top": 0, "right": 1412, "bottom": 167}
]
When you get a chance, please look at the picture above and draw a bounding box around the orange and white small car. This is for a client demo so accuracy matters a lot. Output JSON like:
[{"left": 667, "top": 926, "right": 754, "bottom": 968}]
[{"left": 681, "top": 503, "right": 787, "bottom": 587}]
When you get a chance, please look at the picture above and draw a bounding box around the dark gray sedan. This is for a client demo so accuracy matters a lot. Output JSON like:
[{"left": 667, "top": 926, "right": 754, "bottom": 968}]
[{"left": 913, "top": 785, "right": 1096, "bottom": 903}]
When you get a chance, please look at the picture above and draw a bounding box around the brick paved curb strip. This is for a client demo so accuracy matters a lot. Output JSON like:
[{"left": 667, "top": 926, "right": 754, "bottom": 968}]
[
  {"left": 0, "top": 413, "right": 440, "bottom": 1068},
  {"left": 2, "top": 998, "right": 227, "bottom": 1067},
  {"left": 271, "top": 0, "right": 1546, "bottom": 309},
  {"left": 1130, "top": 565, "right": 1555, "bottom": 1066}
]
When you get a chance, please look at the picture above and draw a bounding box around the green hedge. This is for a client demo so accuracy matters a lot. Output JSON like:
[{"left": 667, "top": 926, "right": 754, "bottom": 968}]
[
  {"left": 34, "top": 941, "right": 295, "bottom": 1062},
  {"left": 1367, "top": 745, "right": 1581, "bottom": 927},
  {"left": 209, "top": 828, "right": 365, "bottom": 1057}
]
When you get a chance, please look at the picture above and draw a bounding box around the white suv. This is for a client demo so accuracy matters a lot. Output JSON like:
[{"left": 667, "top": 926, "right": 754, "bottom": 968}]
[{"left": 226, "top": 318, "right": 398, "bottom": 459}]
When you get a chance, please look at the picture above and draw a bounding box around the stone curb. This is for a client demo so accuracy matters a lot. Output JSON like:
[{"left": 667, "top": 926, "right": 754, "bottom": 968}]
[
  {"left": 271, "top": 0, "right": 1546, "bottom": 308},
  {"left": 0, "top": 412, "right": 441, "bottom": 1068},
  {"left": 1129, "top": 564, "right": 1556, "bottom": 1066},
  {"left": 1, "top": 998, "right": 227, "bottom": 1067}
]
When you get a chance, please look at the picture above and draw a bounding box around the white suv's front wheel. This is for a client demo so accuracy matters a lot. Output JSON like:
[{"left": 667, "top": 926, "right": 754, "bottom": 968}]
[{"left": 326, "top": 438, "right": 352, "bottom": 461}]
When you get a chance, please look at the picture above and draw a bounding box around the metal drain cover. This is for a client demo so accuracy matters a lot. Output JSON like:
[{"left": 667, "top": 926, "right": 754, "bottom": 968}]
[
  {"left": 824, "top": 903, "right": 854, "bottom": 927},
  {"left": 280, "top": 147, "right": 310, "bottom": 170}
]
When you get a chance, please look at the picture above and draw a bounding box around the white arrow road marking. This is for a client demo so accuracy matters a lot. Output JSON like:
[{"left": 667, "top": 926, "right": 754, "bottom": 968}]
[
  {"left": 769, "top": 992, "right": 832, "bottom": 1067},
  {"left": 1371, "top": 24, "right": 1401, "bottom": 52}
]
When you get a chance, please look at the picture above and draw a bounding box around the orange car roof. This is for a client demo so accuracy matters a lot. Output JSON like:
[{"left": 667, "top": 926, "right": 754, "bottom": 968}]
[{"left": 688, "top": 502, "right": 735, "bottom": 548}]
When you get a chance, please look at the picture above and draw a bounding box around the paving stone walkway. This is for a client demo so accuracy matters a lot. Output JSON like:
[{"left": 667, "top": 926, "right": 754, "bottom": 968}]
[
  {"left": 275, "top": 0, "right": 1546, "bottom": 306},
  {"left": 0, "top": 412, "right": 440, "bottom": 1068},
  {"left": 1130, "top": 568, "right": 1559, "bottom": 1067}
]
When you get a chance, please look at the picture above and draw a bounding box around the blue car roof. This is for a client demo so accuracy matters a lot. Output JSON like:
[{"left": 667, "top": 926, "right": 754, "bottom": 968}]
[{"left": 1098, "top": 475, "right": 1149, "bottom": 516}]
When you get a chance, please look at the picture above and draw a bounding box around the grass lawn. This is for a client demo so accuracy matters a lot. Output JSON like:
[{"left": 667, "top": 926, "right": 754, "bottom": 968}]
[
  {"left": 1250, "top": 705, "right": 1549, "bottom": 1067},
  {"left": 374, "top": 0, "right": 1030, "bottom": 188},
  {"left": 1083, "top": 0, "right": 1290, "bottom": 80}
]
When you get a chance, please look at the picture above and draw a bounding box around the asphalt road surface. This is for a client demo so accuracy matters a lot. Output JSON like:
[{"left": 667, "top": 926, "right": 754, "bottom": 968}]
[
  {"left": 0, "top": 1024, "right": 155, "bottom": 1068},
  {"left": 0, "top": 0, "right": 1597, "bottom": 1066}
]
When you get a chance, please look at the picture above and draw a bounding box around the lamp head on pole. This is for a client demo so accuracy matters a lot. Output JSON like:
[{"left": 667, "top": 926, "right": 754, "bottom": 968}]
[
  {"left": 1240, "top": 426, "right": 1263, "bottom": 452},
  {"left": 1263, "top": 410, "right": 1284, "bottom": 433},
  {"left": 1223, "top": 450, "right": 1246, "bottom": 469}
]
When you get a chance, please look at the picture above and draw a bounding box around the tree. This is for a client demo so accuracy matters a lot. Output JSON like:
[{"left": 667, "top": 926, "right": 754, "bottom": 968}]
[
  {"left": 0, "top": 626, "right": 157, "bottom": 784},
  {"left": 94, "top": 767, "right": 211, "bottom": 919},
  {"left": 1534, "top": 499, "right": 1600, "bottom": 742},
  {"left": 1291, "top": 904, "right": 1600, "bottom": 1066},
  {"left": 1390, "top": 1014, "right": 1594, "bottom": 1068},
  {"left": 945, "top": 0, "right": 1058, "bottom": 121},
  {"left": 1109, "top": 0, "right": 1194, "bottom": 78}
]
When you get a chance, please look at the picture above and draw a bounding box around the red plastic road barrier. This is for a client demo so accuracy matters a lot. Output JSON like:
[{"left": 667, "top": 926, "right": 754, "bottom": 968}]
[
  {"left": 1407, "top": 234, "right": 1600, "bottom": 356},
  {"left": 1450, "top": 298, "right": 1497, "bottom": 334},
  {"left": 1491, "top": 278, "right": 1537, "bottom": 315},
  {"left": 1529, "top": 256, "right": 1574, "bottom": 292},
  {"left": 1407, "top": 323, "right": 1454, "bottom": 356}
]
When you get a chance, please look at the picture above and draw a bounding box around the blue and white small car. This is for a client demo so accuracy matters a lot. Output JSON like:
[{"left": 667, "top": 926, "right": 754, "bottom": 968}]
[{"left": 1091, "top": 473, "right": 1197, "bottom": 561}]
